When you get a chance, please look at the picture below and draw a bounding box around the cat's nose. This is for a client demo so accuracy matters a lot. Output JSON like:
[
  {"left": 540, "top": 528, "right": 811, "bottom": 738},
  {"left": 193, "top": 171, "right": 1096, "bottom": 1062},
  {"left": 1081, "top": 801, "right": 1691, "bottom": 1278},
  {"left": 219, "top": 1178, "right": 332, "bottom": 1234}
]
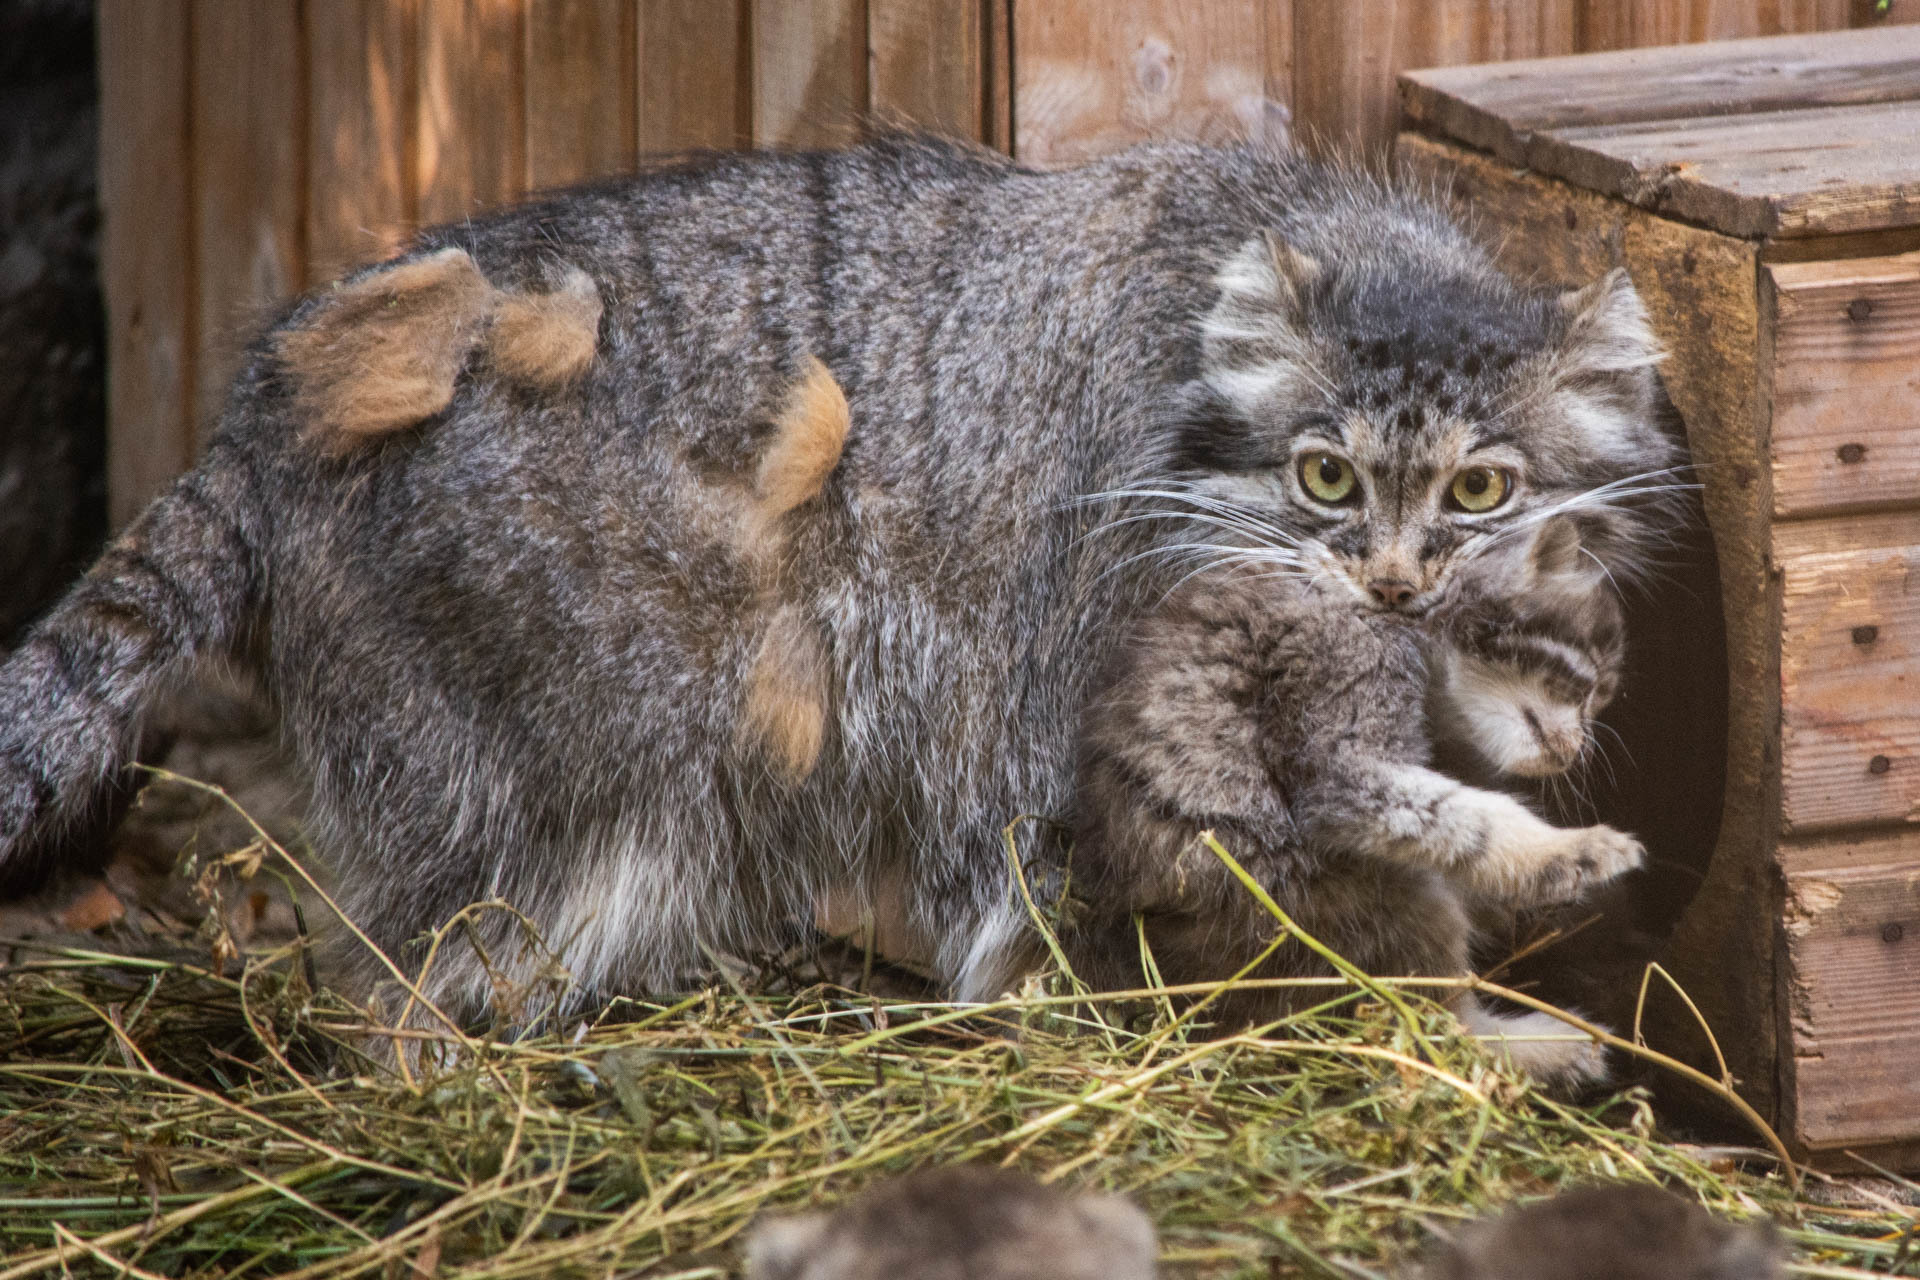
[{"left": 1367, "top": 578, "right": 1417, "bottom": 609}]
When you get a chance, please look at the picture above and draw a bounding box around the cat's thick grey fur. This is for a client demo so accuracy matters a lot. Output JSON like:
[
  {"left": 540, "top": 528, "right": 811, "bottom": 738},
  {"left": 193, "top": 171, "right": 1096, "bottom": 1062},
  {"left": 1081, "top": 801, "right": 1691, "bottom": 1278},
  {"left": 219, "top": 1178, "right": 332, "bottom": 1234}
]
[{"left": 0, "top": 135, "right": 1673, "bottom": 1032}]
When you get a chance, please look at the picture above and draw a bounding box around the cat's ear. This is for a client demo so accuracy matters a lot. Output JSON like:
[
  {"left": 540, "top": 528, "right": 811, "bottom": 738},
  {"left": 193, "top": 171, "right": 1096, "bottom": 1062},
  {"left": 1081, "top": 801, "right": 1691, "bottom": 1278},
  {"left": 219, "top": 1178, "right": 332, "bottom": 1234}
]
[
  {"left": 1212, "top": 231, "right": 1320, "bottom": 322},
  {"left": 1539, "top": 268, "right": 1669, "bottom": 470},
  {"left": 1555, "top": 267, "right": 1660, "bottom": 380},
  {"left": 1202, "top": 233, "right": 1325, "bottom": 417},
  {"left": 1261, "top": 230, "right": 1322, "bottom": 314}
]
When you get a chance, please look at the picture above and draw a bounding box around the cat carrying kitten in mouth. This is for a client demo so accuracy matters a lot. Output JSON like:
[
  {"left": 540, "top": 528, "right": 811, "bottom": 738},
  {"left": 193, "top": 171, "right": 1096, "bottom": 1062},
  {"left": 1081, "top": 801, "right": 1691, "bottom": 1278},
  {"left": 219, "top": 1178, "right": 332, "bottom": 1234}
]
[{"left": 0, "top": 136, "right": 1677, "bottom": 1070}]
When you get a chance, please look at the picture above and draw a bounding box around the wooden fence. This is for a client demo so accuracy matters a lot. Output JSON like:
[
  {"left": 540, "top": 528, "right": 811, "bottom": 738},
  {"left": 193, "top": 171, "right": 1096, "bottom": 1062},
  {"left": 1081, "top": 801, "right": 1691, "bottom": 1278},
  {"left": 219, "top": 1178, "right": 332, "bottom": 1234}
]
[{"left": 98, "top": 0, "right": 1920, "bottom": 521}]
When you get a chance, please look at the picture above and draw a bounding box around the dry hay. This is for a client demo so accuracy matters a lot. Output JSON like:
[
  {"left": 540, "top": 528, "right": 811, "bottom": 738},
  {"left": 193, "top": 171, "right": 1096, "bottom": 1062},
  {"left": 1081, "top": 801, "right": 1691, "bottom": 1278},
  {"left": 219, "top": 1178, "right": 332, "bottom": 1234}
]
[{"left": 0, "top": 782, "right": 1914, "bottom": 1280}]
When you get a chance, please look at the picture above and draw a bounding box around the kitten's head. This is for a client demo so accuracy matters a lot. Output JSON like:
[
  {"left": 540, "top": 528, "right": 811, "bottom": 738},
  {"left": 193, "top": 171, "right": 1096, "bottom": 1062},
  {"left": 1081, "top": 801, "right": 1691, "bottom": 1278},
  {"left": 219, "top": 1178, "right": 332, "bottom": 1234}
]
[
  {"left": 1430, "top": 517, "right": 1625, "bottom": 780},
  {"left": 1169, "top": 229, "right": 1676, "bottom": 615}
]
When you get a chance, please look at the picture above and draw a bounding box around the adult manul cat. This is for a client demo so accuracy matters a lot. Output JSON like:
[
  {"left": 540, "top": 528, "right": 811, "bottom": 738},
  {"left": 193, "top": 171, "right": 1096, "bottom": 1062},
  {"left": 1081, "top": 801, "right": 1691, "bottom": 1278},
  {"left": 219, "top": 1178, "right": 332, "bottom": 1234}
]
[{"left": 0, "top": 136, "right": 1673, "bottom": 1040}]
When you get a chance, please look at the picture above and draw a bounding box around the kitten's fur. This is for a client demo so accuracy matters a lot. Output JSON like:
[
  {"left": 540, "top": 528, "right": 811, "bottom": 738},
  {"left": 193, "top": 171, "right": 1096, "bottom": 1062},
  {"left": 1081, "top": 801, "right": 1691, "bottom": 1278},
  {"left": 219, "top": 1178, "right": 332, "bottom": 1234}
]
[
  {"left": 1062, "top": 517, "right": 1632, "bottom": 1084},
  {"left": 745, "top": 1166, "right": 1155, "bottom": 1280},
  {"left": 0, "top": 136, "right": 1674, "bottom": 1037}
]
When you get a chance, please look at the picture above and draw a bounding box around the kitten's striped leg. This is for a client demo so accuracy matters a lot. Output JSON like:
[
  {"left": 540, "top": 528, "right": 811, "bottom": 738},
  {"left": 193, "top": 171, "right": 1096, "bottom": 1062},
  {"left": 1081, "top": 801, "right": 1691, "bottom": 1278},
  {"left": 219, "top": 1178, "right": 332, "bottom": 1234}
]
[{"left": 1305, "top": 757, "right": 1644, "bottom": 908}]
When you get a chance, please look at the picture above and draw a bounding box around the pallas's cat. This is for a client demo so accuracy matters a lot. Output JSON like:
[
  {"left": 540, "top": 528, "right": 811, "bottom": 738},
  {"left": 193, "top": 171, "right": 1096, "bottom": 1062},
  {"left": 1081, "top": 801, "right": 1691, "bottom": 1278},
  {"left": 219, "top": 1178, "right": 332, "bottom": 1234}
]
[{"left": 0, "top": 136, "right": 1675, "bottom": 1050}]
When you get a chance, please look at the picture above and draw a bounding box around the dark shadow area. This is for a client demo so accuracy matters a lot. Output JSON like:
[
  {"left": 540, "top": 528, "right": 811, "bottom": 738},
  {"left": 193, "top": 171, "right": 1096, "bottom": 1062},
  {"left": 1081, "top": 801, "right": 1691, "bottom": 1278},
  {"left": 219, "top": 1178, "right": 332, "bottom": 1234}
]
[{"left": 0, "top": 0, "right": 106, "bottom": 647}]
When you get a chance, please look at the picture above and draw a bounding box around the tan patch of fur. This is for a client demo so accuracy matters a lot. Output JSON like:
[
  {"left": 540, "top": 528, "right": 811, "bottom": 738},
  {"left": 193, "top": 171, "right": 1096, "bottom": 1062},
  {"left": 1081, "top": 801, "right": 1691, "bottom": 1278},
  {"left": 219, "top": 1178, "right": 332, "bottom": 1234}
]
[
  {"left": 755, "top": 356, "right": 849, "bottom": 518},
  {"left": 813, "top": 869, "right": 936, "bottom": 969},
  {"left": 487, "top": 265, "right": 603, "bottom": 386},
  {"left": 739, "top": 605, "right": 830, "bottom": 782},
  {"left": 278, "top": 248, "right": 496, "bottom": 456}
]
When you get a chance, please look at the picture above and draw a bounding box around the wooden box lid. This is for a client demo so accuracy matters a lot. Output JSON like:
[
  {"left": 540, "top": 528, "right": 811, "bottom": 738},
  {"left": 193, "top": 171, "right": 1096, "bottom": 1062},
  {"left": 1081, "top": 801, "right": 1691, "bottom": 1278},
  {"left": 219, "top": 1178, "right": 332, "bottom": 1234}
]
[{"left": 1400, "top": 27, "right": 1920, "bottom": 240}]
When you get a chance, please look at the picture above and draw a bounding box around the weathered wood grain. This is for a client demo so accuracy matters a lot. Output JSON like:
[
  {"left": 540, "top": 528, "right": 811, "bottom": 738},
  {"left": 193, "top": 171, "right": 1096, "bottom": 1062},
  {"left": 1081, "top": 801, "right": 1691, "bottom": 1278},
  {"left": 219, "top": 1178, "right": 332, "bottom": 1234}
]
[
  {"left": 985, "top": 0, "right": 1013, "bottom": 152},
  {"left": 1767, "top": 251, "right": 1920, "bottom": 519},
  {"left": 1776, "top": 519, "right": 1920, "bottom": 834},
  {"left": 417, "top": 0, "right": 525, "bottom": 223},
  {"left": 1403, "top": 25, "right": 1920, "bottom": 161},
  {"left": 1013, "top": 0, "right": 1266, "bottom": 166},
  {"left": 1780, "top": 837, "right": 1920, "bottom": 1152},
  {"left": 307, "top": 0, "right": 416, "bottom": 281},
  {"left": 870, "top": 0, "right": 986, "bottom": 140},
  {"left": 1297, "top": 0, "right": 1577, "bottom": 156},
  {"left": 191, "top": 0, "right": 304, "bottom": 444},
  {"left": 1293, "top": 1, "right": 1401, "bottom": 155},
  {"left": 637, "top": 0, "right": 750, "bottom": 154},
  {"left": 525, "top": 0, "right": 634, "bottom": 188},
  {"left": 98, "top": 0, "right": 195, "bottom": 523},
  {"left": 1579, "top": 0, "right": 1850, "bottom": 50},
  {"left": 1533, "top": 99, "right": 1920, "bottom": 239},
  {"left": 751, "top": 0, "right": 867, "bottom": 147}
]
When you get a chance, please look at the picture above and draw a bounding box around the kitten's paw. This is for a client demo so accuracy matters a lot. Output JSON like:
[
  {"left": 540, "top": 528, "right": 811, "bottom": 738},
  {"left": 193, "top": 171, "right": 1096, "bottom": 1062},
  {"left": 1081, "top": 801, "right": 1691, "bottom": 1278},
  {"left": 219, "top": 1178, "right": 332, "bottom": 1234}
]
[
  {"left": 1477, "top": 822, "right": 1644, "bottom": 907},
  {"left": 1543, "top": 824, "right": 1644, "bottom": 897}
]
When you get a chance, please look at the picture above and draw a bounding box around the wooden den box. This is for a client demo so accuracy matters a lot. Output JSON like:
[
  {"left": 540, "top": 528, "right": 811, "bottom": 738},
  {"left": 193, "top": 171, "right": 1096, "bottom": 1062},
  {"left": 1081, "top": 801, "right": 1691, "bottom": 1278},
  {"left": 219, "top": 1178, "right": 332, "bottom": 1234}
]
[{"left": 1397, "top": 26, "right": 1920, "bottom": 1169}]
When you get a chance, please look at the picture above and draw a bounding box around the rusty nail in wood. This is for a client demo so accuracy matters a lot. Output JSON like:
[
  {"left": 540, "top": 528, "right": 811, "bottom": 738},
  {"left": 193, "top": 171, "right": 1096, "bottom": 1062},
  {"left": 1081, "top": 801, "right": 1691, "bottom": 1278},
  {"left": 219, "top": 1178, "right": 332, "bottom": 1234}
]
[
  {"left": 1869, "top": 754, "right": 1892, "bottom": 774},
  {"left": 1884, "top": 922, "right": 1906, "bottom": 943},
  {"left": 1853, "top": 625, "right": 1880, "bottom": 645},
  {"left": 1848, "top": 297, "right": 1873, "bottom": 323},
  {"left": 1838, "top": 443, "right": 1868, "bottom": 464}
]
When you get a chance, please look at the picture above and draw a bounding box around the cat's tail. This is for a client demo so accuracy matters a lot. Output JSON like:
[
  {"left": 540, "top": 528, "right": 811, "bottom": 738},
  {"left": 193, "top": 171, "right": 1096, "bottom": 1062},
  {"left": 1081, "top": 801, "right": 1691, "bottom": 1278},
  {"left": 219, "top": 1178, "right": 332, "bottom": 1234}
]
[{"left": 0, "top": 441, "right": 264, "bottom": 893}]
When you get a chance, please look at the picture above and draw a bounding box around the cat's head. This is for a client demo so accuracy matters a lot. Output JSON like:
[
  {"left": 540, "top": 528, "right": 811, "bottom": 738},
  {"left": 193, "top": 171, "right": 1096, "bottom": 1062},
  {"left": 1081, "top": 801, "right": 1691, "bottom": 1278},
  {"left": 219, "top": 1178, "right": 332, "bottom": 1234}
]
[{"left": 1166, "top": 230, "right": 1677, "bottom": 616}]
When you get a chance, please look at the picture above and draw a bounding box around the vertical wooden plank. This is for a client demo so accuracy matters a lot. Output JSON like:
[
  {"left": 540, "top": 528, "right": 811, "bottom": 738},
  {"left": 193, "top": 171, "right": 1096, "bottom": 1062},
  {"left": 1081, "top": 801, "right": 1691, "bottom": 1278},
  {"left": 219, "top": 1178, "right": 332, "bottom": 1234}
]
[
  {"left": 1578, "top": 0, "right": 1694, "bottom": 48},
  {"left": 1772, "top": 0, "right": 1857, "bottom": 29},
  {"left": 638, "top": 0, "right": 751, "bottom": 153},
  {"left": 1296, "top": 0, "right": 1576, "bottom": 157},
  {"left": 985, "top": 0, "right": 1013, "bottom": 153},
  {"left": 1264, "top": 0, "right": 1295, "bottom": 114},
  {"left": 1579, "top": 0, "right": 1850, "bottom": 49},
  {"left": 307, "top": 0, "right": 416, "bottom": 282},
  {"left": 869, "top": 0, "right": 985, "bottom": 139},
  {"left": 99, "top": 0, "right": 194, "bottom": 523},
  {"left": 1417, "top": 0, "right": 1577, "bottom": 63},
  {"left": 526, "top": 0, "right": 635, "bottom": 188},
  {"left": 752, "top": 0, "right": 868, "bottom": 147},
  {"left": 1292, "top": 2, "right": 1400, "bottom": 155},
  {"left": 1013, "top": 0, "right": 1265, "bottom": 167},
  {"left": 418, "top": 0, "right": 525, "bottom": 224},
  {"left": 1854, "top": 0, "right": 1920, "bottom": 24},
  {"left": 191, "top": 0, "right": 304, "bottom": 447}
]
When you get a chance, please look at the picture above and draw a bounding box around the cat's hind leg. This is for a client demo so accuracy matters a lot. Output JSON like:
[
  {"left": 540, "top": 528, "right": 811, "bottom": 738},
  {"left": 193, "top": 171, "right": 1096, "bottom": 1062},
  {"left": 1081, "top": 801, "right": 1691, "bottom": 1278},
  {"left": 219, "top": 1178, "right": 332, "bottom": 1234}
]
[{"left": 1280, "top": 861, "right": 1609, "bottom": 1088}]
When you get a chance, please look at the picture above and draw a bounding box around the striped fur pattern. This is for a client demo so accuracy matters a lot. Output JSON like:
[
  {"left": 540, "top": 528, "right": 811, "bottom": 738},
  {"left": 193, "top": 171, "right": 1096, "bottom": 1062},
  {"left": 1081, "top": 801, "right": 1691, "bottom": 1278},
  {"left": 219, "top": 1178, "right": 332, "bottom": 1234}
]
[{"left": 0, "top": 136, "right": 1678, "bottom": 1044}]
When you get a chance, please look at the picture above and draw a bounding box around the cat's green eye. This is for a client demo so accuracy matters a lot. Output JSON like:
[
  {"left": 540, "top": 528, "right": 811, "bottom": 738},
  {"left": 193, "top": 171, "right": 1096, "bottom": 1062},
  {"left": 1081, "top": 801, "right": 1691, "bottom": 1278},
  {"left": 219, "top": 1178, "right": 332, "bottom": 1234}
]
[
  {"left": 1299, "top": 453, "right": 1357, "bottom": 504},
  {"left": 1448, "top": 466, "right": 1512, "bottom": 513}
]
